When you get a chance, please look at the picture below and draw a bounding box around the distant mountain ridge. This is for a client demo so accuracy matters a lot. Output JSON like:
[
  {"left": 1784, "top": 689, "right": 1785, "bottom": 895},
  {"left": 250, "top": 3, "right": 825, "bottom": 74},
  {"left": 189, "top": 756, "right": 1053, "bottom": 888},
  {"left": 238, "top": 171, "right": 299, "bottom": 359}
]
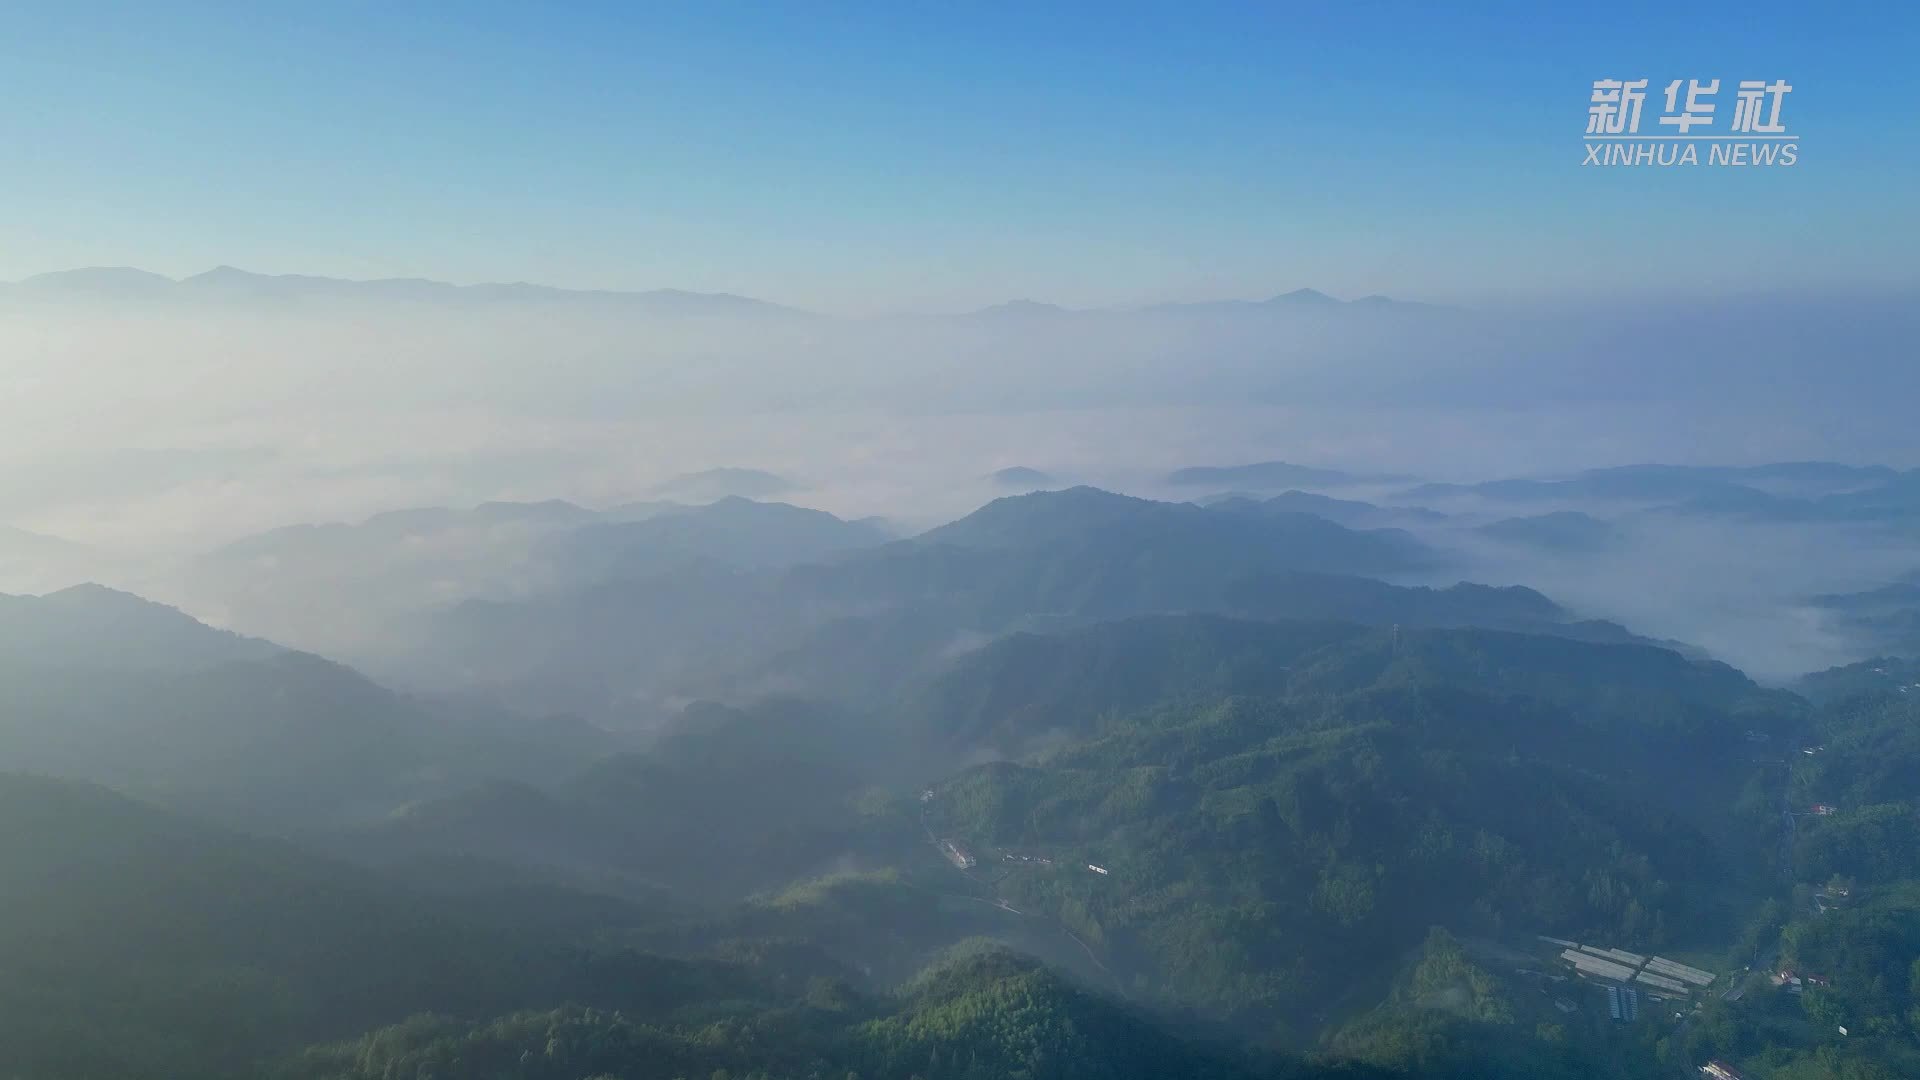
[
  {"left": 5, "top": 265, "right": 810, "bottom": 318},
  {"left": 7, "top": 266, "right": 1438, "bottom": 320},
  {"left": 540, "top": 496, "right": 891, "bottom": 581},
  {"left": 1167, "top": 461, "right": 1384, "bottom": 488},
  {"left": 1405, "top": 461, "right": 1905, "bottom": 506},
  {"left": 648, "top": 467, "right": 796, "bottom": 500},
  {"left": 913, "top": 486, "right": 1428, "bottom": 573},
  {"left": 950, "top": 288, "right": 1435, "bottom": 317},
  {"left": 1475, "top": 510, "right": 1618, "bottom": 552},
  {"left": 0, "top": 526, "right": 101, "bottom": 594},
  {"left": 1203, "top": 490, "right": 1447, "bottom": 529}
]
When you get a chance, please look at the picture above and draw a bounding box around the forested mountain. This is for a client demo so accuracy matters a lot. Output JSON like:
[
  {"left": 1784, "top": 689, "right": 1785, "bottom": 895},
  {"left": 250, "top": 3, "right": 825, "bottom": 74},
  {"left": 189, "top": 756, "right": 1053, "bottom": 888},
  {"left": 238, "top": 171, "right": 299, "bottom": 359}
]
[
  {"left": 0, "top": 773, "right": 738, "bottom": 1080},
  {"left": 377, "top": 480, "right": 1716, "bottom": 728},
  {"left": 914, "top": 615, "right": 1769, "bottom": 757},
  {"left": 176, "top": 501, "right": 603, "bottom": 659},
  {"left": 916, "top": 622, "right": 1797, "bottom": 1041},
  {"left": 1656, "top": 689, "right": 1920, "bottom": 1079},
  {"left": 1404, "top": 471, "right": 1768, "bottom": 505},
  {"left": 1788, "top": 693, "right": 1920, "bottom": 879},
  {"left": 1215, "top": 572, "right": 1665, "bottom": 647},
  {"left": 917, "top": 487, "right": 1427, "bottom": 575},
  {"left": 1404, "top": 464, "right": 1901, "bottom": 506},
  {"left": 276, "top": 945, "right": 1375, "bottom": 1080},
  {"left": 1204, "top": 491, "right": 1447, "bottom": 530},
  {"left": 1661, "top": 469, "right": 1920, "bottom": 524},
  {"left": 175, "top": 494, "right": 892, "bottom": 698},
  {"left": 1474, "top": 511, "right": 1618, "bottom": 553},
  {"left": 657, "top": 570, "right": 1672, "bottom": 717},
  {"left": 1794, "top": 656, "right": 1920, "bottom": 705},
  {"left": 1405, "top": 464, "right": 1920, "bottom": 530},
  {"left": 0, "top": 582, "right": 280, "bottom": 669},
  {"left": 0, "top": 649, "right": 614, "bottom": 828},
  {"left": 2, "top": 774, "right": 1379, "bottom": 1080},
  {"left": 385, "top": 488, "right": 1450, "bottom": 717},
  {"left": 0, "top": 589, "right": 612, "bottom": 828},
  {"left": 1325, "top": 928, "right": 1664, "bottom": 1080},
  {"left": 539, "top": 496, "right": 891, "bottom": 582},
  {"left": 10, "top": 476, "right": 1919, "bottom": 1080},
  {"left": 336, "top": 700, "right": 921, "bottom": 900},
  {"left": 1166, "top": 461, "right": 1369, "bottom": 489},
  {"left": 318, "top": 613, "right": 1804, "bottom": 1055},
  {"left": 910, "top": 616, "right": 1365, "bottom": 755}
]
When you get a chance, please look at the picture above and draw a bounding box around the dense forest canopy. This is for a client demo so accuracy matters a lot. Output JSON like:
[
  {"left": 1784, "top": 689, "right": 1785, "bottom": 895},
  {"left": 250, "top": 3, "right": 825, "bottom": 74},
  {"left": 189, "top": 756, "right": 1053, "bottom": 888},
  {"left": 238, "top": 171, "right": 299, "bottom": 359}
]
[{"left": 6, "top": 469, "right": 1920, "bottom": 1080}]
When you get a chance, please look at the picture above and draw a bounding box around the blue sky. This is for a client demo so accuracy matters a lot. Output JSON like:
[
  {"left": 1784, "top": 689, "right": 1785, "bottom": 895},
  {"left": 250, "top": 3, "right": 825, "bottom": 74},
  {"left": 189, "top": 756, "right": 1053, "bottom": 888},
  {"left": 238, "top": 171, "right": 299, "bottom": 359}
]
[{"left": 1, "top": 2, "right": 1912, "bottom": 312}]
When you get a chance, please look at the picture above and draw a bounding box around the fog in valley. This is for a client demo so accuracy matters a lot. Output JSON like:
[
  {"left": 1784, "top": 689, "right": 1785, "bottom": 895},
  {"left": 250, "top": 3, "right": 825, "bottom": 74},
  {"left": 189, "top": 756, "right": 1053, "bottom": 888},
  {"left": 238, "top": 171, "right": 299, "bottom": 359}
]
[
  {"left": 14, "top": 4, "right": 1920, "bottom": 1077},
  {"left": 4, "top": 270, "right": 1916, "bottom": 688},
  {"left": 6, "top": 266, "right": 1919, "bottom": 1080}
]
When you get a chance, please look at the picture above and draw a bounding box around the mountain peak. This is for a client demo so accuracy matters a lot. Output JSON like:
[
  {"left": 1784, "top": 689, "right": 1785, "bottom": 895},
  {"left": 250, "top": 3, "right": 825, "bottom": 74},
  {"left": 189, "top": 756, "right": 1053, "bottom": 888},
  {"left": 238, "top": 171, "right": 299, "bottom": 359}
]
[
  {"left": 988, "top": 465, "right": 1056, "bottom": 488},
  {"left": 1267, "top": 287, "right": 1339, "bottom": 304},
  {"left": 18, "top": 267, "right": 176, "bottom": 292},
  {"left": 1166, "top": 461, "right": 1360, "bottom": 488},
  {"left": 41, "top": 582, "right": 159, "bottom": 608},
  {"left": 1, "top": 583, "right": 283, "bottom": 671},
  {"left": 966, "top": 298, "right": 1067, "bottom": 318},
  {"left": 651, "top": 467, "right": 796, "bottom": 500}
]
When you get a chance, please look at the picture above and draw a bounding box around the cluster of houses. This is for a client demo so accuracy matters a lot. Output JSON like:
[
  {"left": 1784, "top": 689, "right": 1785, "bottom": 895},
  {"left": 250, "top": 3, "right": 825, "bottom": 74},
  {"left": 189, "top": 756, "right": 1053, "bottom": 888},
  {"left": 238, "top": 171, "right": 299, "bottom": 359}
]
[{"left": 1770, "top": 969, "right": 1830, "bottom": 993}]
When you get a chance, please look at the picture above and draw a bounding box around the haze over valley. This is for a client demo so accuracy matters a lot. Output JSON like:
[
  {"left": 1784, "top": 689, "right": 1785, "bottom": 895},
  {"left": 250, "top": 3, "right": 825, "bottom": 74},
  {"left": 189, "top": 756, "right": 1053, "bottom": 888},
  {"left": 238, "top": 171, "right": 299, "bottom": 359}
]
[
  {"left": 7, "top": 5, "right": 1918, "bottom": 1078},
  {"left": 9, "top": 316, "right": 1920, "bottom": 1072}
]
